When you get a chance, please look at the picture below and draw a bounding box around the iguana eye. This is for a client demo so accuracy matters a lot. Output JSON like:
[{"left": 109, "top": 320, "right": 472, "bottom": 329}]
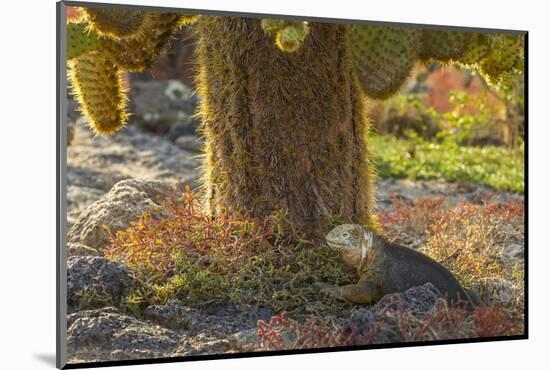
[{"left": 341, "top": 232, "right": 349, "bottom": 238}]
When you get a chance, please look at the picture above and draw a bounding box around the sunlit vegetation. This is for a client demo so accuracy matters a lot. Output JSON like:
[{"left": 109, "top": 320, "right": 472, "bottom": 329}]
[
  {"left": 251, "top": 303, "right": 520, "bottom": 351},
  {"left": 105, "top": 187, "right": 357, "bottom": 318},
  {"left": 372, "top": 135, "right": 524, "bottom": 192},
  {"left": 372, "top": 86, "right": 524, "bottom": 193}
]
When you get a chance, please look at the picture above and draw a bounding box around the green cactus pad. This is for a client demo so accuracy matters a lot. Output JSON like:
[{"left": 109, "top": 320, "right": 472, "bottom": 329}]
[
  {"left": 68, "top": 52, "right": 128, "bottom": 135},
  {"left": 82, "top": 8, "right": 146, "bottom": 39},
  {"left": 418, "top": 29, "right": 469, "bottom": 63},
  {"left": 479, "top": 34, "right": 524, "bottom": 87},
  {"left": 67, "top": 21, "right": 100, "bottom": 60},
  {"left": 101, "top": 12, "right": 180, "bottom": 71},
  {"left": 458, "top": 32, "right": 491, "bottom": 65},
  {"left": 275, "top": 22, "right": 310, "bottom": 52},
  {"left": 352, "top": 25, "right": 420, "bottom": 99}
]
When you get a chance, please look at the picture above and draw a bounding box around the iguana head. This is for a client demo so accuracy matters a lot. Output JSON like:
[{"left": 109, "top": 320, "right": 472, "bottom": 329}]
[{"left": 326, "top": 224, "right": 374, "bottom": 268}]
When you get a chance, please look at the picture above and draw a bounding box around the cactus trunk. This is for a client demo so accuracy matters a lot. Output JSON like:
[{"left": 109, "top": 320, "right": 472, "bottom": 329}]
[{"left": 196, "top": 17, "right": 375, "bottom": 237}]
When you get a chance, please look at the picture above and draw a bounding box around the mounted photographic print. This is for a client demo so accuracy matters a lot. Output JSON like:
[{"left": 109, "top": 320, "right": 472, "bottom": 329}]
[{"left": 56, "top": 1, "right": 527, "bottom": 368}]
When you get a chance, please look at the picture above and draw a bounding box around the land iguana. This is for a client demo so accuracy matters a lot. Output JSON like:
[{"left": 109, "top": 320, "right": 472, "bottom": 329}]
[{"left": 317, "top": 224, "right": 479, "bottom": 308}]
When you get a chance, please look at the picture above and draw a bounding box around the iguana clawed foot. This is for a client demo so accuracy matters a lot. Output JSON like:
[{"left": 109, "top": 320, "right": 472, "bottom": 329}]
[
  {"left": 315, "top": 282, "right": 345, "bottom": 301},
  {"left": 315, "top": 281, "right": 380, "bottom": 305}
]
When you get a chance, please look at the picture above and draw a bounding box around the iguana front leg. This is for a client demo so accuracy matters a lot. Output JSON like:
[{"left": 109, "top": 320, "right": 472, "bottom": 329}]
[{"left": 316, "top": 281, "right": 381, "bottom": 305}]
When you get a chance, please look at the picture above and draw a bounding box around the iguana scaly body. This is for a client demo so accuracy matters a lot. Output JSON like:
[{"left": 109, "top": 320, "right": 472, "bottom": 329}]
[{"left": 319, "top": 224, "right": 478, "bottom": 307}]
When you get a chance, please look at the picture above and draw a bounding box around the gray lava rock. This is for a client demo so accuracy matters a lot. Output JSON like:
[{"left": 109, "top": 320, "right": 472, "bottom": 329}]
[
  {"left": 343, "top": 283, "right": 444, "bottom": 344},
  {"left": 67, "top": 242, "right": 99, "bottom": 257},
  {"left": 191, "top": 302, "right": 274, "bottom": 336},
  {"left": 68, "top": 179, "right": 173, "bottom": 253},
  {"left": 371, "top": 282, "right": 443, "bottom": 314},
  {"left": 67, "top": 92, "right": 81, "bottom": 122},
  {"left": 67, "top": 165, "right": 129, "bottom": 193},
  {"left": 67, "top": 119, "right": 75, "bottom": 146},
  {"left": 175, "top": 135, "right": 204, "bottom": 152},
  {"left": 67, "top": 256, "right": 135, "bottom": 313},
  {"left": 67, "top": 185, "right": 106, "bottom": 229},
  {"left": 228, "top": 328, "right": 259, "bottom": 350},
  {"left": 128, "top": 80, "right": 199, "bottom": 135},
  {"left": 143, "top": 300, "right": 197, "bottom": 331},
  {"left": 475, "top": 278, "right": 524, "bottom": 308},
  {"left": 67, "top": 307, "right": 183, "bottom": 361},
  {"left": 65, "top": 112, "right": 216, "bottom": 232},
  {"left": 180, "top": 335, "right": 231, "bottom": 356},
  {"left": 165, "top": 120, "right": 200, "bottom": 142},
  {"left": 343, "top": 308, "right": 401, "bottom": 344},
  {"left": 66, "top": 122, "right": 201, "bottom": 226},
  {"left": 504, "top": 243, "right": 524, "bottom": 260},
  {"left": 375, "top": 178, "right": 524, "bottom": 213}
]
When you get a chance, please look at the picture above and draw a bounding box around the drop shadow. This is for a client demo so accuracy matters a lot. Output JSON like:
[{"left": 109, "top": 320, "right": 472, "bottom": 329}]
[{"left": 34, "top": 353, "right": 57, "bottom": 367}]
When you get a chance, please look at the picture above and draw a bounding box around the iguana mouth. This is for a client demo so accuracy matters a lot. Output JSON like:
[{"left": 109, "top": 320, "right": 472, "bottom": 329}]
[{"left": 326, "top": 240, "right": 351, "bottom": 249}]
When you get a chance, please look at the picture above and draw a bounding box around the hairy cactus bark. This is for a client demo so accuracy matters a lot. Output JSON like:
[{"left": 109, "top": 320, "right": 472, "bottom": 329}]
[{"left": 196, "top": 17, "right": 376, "bottom": 236}]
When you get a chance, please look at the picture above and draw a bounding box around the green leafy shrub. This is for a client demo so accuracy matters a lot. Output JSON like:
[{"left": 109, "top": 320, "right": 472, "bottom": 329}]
[
  {"left": 375, "top": 86, "right": 524, "bottom": 194},
  {"left": 379, "top": 77, "right": 524, "bottom": 147},
  {"left": 372, "top": 135, "right": 524, "bottom": 192},
  {"left": 105, "top": 187, "right": 356, "bottom": 316}
]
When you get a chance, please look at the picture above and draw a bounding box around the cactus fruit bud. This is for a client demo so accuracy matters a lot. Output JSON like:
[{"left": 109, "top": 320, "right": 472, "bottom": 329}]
[
  {"left": 82, "top": 8, "right": 146, "bottom": 40},
  {"left": 68, "top": 52, "right": 128, "bottom": 135},
  {"left": 352, "top": 25, "right": 420, "bottom": 99},
  {"left": 275, "top": 22, "right": 310, "bottom": 53},
  {"left": 261, "top": 18, "right": 287, "bottom": 34},
  {"left": 67, "top": 21, "right": 100, "bottom": 60},
  {"left": 418, "top": 29, "right": 468, "bottom": 63}
]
